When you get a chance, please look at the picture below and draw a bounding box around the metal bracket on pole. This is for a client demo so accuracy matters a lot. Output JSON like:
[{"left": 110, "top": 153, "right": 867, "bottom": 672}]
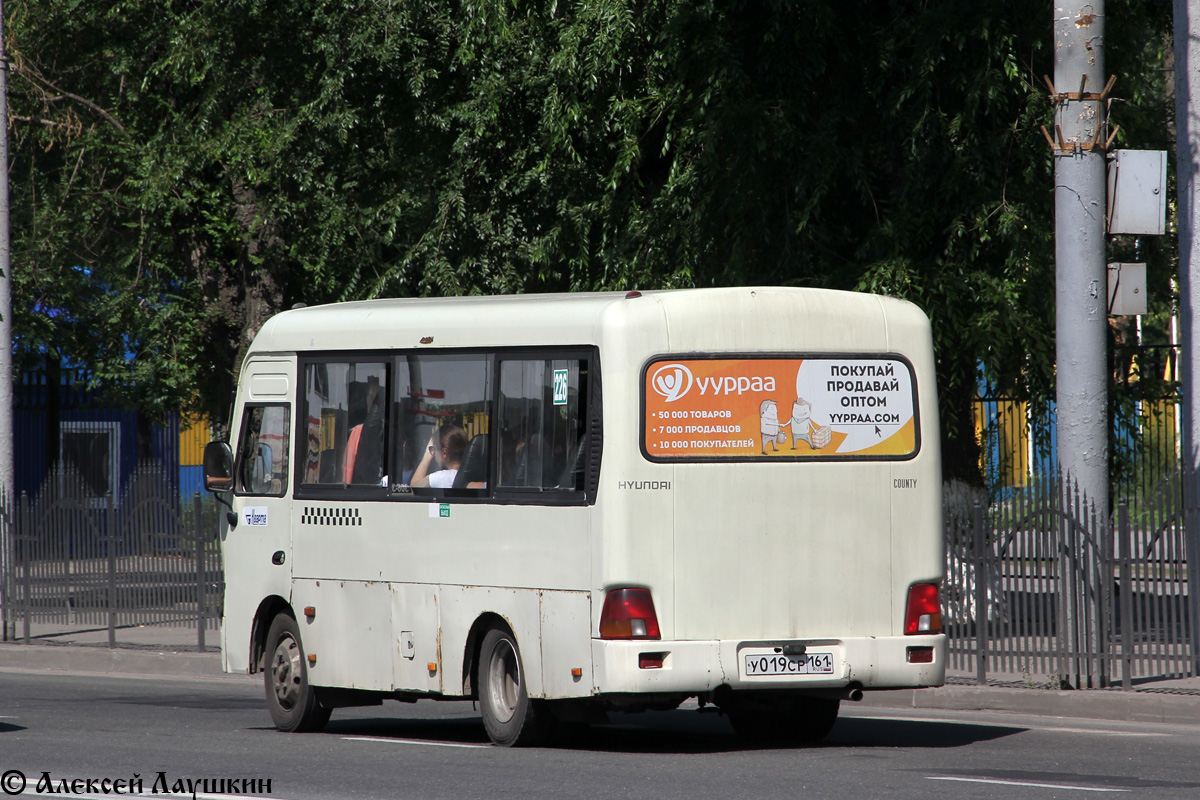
[{"left": 1040, "top": 75, "right": 1119, "bottom": 154}]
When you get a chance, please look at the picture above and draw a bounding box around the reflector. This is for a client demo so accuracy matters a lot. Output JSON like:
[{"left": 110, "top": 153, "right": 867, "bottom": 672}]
[
  {"left": 906, "top": 646, "right": 934, "bottom": 664},
  {"left": 638, "top": 652, "right": 666, "bottom": 669}
]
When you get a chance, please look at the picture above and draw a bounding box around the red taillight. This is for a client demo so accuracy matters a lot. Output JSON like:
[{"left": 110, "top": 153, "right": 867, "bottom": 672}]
[
  {"left": 904, "top": 583, "right": 943, "bottom": 635},
  {"left": 599, "top": 588, "right": 661, "bottom": 640}
]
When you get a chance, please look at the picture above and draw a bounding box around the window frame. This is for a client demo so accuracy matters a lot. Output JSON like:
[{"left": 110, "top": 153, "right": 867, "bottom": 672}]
[
  {"left": 232, "top": 402, "right": 292, "bottom": 498},
  {"left": 490, "top": 347, "right": 601, "bottom": 506},
  {"left": 291, "top": 346, "right": 602, "bottom": 506},
  {"left": 294, "top": 356, "right": 392, "bottom": 501}
]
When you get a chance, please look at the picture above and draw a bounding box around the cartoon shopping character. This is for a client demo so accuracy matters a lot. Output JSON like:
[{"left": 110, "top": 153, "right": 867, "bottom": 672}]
[
  {"left": 760, "top": 399, "right": 780, "bottom": 454},
  {"left": 789, "top": 398, "right": 812, "bottom": 449}
]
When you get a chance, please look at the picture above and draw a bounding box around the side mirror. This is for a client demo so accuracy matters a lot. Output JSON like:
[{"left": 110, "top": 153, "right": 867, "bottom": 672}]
[{"left": 203, "top": 441, "right": 235, "bottom": 492}]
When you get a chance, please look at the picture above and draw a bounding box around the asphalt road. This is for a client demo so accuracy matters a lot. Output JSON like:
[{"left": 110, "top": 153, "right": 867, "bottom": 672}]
[{"left": 2, "top": 669, "right": 1200, "bottom": 800}]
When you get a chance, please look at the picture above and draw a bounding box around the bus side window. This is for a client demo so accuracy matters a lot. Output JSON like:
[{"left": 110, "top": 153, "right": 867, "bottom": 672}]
[
  {"left": 392, "top": 354, "right": 492, "bottom": 496},
  {"left": 498, "top": 359, "right": 586, "bottom": 492},
  {"left": 236, "top": 405, "right": 291, "bottom": 496},
  {"left": 301, "top": 362, "right": 388, "bottom": 488}
]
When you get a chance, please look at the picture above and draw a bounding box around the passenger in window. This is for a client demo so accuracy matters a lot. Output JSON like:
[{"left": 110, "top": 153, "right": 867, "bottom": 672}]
[
  {"left": 347, "top": 379, "right": 386, "bottom": 485},
  {"left": 411, "top": 424, "right": 468, "bottom": 488}
]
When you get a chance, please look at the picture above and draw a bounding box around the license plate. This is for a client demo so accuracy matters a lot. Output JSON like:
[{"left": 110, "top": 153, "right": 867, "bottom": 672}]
[{"left": 743, "top": 651, "right": 834, "bottom": 677}]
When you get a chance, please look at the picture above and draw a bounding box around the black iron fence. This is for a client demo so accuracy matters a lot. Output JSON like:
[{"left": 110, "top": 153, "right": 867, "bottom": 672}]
[
  {"left": 974, "top": 396, "right": 1181, "bottom": 505},
  {"left": 2, "top": 456, "right": 1194, "bottom": 687},
  {"left": 0, "top": 462, "right": 223, "bottom": 648},
  {"left": 945, "top": 471, "right": 1197, "bottom": 688}
]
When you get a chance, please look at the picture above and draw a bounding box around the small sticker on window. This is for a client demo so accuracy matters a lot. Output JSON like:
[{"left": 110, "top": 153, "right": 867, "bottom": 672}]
[{"left": 553, "top": 369, "right": 569, "bottom": 406}]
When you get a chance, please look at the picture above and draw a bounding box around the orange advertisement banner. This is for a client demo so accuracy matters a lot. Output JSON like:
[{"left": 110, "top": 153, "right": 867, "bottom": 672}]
[{"left": 643, "top": 357, "right": 917, "bottom": 460}]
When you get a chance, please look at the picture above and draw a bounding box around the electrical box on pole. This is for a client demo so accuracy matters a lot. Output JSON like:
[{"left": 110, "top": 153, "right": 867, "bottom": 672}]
[
  {"left": 1107, "top": 149, "right": 1168, "bottom": 235},
  {"left": 1107, "top": 263, "right": 1147, "bottom": 316}
]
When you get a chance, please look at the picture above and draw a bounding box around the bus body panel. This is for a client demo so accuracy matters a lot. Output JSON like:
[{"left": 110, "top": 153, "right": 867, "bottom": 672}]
[
  {"left": 591, "top": 633, "right": 944, "bottom": 694},
  {"left": 291, "top": 578, "right": 394, "bottom": 690},
  {"left": 290, "top": 503, "right": 590, "bottom": 588},
  {"left": 668, "top": 464, "right": 896, "bottom": 641},
  {"left": 390, "top": 582, "right": 442, "bottom": 693},
  {"left": 590, "top": 289, "right": 943, "bottom": 653},
  {"left": 590, "top": 298, "right": 675, "bottom": 638},
  {"left": 285, "top": 580, "right": 595, "bottom": 698}
]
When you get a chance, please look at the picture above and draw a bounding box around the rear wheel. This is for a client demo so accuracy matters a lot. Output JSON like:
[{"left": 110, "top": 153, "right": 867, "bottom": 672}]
[
  {"left": 726, "top": 694, "right": 840, "bottom": 745},
  {"left": 264, "top": 613, "right": 331, "bottom": 733},
  {"left": 478, "top": 628, "right": 552, "bottom": 746}
]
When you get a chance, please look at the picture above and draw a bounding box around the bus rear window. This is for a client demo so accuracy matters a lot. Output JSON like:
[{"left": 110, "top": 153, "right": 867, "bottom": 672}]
[{"left": 642, "top": 356, "right": 918, "bottom": 462}]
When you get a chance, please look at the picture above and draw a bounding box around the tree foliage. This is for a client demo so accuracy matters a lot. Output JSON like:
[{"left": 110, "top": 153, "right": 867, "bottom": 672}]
[{"left": 7, "top": 0, "right": 1173, "bottom": 479}]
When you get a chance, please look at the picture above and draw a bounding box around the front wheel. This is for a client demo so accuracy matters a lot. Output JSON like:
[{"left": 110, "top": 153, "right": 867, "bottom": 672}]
[
  {"left": 478, "top": 628, "right": 552, "bottom": 746},
  {"left": 264, "top": 613, "right": 331, "bottom": 733}
]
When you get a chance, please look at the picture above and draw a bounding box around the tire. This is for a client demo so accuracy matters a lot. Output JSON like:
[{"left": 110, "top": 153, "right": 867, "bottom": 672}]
[
  {"left": 726, "top": 694, "right": 840, "bottom": 745},
  {"left": 478, "top": 628, "right": 552, "bottom": 747},
  {"left": 264, "top": 613, "right": 332, "bottom": 733}
]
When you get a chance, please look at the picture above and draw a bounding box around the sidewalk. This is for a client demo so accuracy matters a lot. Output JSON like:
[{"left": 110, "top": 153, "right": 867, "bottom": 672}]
[
  {"left": 0, "top": 622, "right": 227, "bottom": 680},
  {"left": 3, "top": 624, "right": 1200, "bottom": 725},
  {"left": 861, "top": 672, "right": 1200, "bottom": 726}
]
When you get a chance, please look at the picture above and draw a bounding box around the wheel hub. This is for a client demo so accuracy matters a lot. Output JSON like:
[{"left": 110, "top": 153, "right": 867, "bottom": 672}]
[
  {"left": 271, "top": 635, "right": 302, "bottom": 710},
  {"left": 486, "top": 639, "right": 521, "bottom": 724}
]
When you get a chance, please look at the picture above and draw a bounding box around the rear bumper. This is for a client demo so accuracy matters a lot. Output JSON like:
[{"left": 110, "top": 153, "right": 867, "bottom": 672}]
[{"left": 590, "top": 634, "right": 946, "bottom": 695}]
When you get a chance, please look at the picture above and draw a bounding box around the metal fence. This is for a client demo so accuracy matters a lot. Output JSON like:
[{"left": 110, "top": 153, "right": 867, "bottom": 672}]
[
  {"left": 3, "top": 454, "right": 1193, "bottom": 683},
  {"left": 0, "top": 461, "right": 223, "bottom": 648},
  {"left": 945, "top": 471, "right": 1197, "bottom": 688},
  {"left": 974, "top": 396, "right": 1182, "bottom": 505}
]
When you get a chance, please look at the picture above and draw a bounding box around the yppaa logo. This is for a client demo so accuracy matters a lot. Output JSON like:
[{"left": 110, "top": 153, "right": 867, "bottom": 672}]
[{"left": 651, "top": 363, "right": 694, "bottom": 402}]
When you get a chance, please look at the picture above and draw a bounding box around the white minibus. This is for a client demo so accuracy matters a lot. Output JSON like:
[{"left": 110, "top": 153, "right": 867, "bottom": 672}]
[{"left": 204, "top": 287, "right": 945, "bottom": 746}]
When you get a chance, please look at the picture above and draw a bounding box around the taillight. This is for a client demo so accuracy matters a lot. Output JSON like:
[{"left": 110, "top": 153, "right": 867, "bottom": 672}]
[
  {"left": 904, "top": 583, "right": 943, "bottom": 634},
  {"left": 599, "top": 588, "right": 661, "bottom": 640}
]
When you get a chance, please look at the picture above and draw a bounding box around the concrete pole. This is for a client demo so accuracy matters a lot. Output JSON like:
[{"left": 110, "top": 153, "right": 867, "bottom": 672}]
[
  {"left": 0, "top": 0, "right": 13, "bottom": 642},
  {"left": 1054, "top": 3, "right": 1109, "bottom": 514},
  {"left": 1173, "top": 0, "right": 1200, "bottom": 672},
  {"left": 1053, "top": 2, "right": 1108, "bottom": 685}
]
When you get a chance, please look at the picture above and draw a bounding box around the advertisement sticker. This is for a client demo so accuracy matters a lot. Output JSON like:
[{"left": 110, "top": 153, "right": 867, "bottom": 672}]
[{"left": 643, "top": 357, "right": 917, "bottom": 460}]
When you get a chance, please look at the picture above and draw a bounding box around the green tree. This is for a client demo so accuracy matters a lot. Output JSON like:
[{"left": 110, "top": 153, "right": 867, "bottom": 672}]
[{"left": 7, "top": 1, "right": 1174, "bottom": 481}]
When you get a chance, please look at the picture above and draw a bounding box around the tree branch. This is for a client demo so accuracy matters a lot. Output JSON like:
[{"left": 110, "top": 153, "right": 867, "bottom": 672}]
[{"left": 17, "top": 65, "right": 128, "bottom": 135}]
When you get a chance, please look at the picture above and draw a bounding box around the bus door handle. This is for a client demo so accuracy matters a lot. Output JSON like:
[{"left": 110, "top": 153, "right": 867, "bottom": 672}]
[{"left": 271, "top": 551, "right": 286, "bottom": 566}]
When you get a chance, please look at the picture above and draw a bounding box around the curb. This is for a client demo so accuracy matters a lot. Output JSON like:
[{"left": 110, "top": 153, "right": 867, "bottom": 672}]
[
  {"left": 0, "top": 642, "right": 227, "bottom": 679},
  {"left": 859, "top": 683, "right": 1200, "bottom": 726}
]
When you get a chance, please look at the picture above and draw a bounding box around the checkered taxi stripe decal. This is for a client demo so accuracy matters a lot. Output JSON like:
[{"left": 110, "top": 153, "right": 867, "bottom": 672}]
[{"left": 301, "top": 507, "right": 363, "bottom": 526}]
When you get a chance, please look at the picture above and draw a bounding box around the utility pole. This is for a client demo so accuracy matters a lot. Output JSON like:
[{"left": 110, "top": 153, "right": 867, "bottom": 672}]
[
  {"left": 1053, "top": 3, "right": 1109, "bottom": 515},
  {"left": 1173, "top": 0, "right": 1200, "bottom": 673},
  {"left": 0, "top": 0, "right": 13, "bottom": 642},
  {"left": 1052, "top": 1, "right": 1108, "bottom": 686}
]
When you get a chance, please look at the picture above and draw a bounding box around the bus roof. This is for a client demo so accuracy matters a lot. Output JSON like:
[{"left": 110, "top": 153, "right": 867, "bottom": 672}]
[{"left": 247, "top": 287, "right": 925, "bottom": 354}]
